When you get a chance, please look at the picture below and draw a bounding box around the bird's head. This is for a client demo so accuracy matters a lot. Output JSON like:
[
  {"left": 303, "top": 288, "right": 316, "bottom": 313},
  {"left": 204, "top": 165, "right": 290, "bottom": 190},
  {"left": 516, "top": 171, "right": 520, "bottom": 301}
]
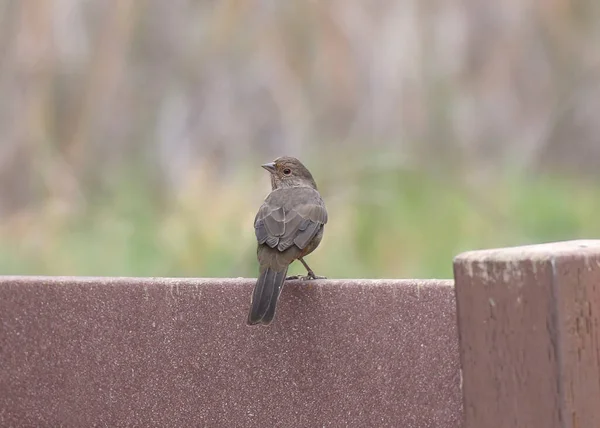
[{"left": 262, "top": 156, "right": 317, "bottom": 190}]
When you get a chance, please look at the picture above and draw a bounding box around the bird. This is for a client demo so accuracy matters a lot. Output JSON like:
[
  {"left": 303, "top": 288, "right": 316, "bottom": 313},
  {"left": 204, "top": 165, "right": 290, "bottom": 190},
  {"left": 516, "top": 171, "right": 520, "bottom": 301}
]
[{"left": 247, "top": 156, "right": 328, "bottom": 326}]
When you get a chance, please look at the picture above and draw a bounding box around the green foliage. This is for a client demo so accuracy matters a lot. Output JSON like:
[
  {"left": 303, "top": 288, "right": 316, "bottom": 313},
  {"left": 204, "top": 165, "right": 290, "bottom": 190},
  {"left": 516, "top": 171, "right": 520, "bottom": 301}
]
[{"left": 1, "top": 166, "right": 598, "bottom": 279}]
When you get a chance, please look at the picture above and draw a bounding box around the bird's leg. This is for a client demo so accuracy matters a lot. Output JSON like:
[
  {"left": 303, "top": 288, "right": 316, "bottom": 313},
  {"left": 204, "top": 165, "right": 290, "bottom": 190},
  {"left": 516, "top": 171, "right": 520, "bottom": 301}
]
[
  {"left": 299, "top": 258, "right": 326, "bottom": 280},
  {"left": 286, "top": 258, "right": 327, "bottom": 281}
]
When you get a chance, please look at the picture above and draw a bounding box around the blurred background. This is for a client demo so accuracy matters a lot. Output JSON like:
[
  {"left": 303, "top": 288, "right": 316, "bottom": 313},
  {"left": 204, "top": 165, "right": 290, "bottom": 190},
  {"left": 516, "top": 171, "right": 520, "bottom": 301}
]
[{"left": 0, "top": 0, "right": 599, "bottom": 279}]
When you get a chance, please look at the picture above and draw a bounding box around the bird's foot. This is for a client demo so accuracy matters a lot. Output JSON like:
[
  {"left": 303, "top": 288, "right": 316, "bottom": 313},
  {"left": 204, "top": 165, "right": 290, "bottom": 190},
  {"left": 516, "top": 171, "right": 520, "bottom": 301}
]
[
  {"left": 303, "top": 270, "right": 327, "bottom": 280},
  {"left": 285, "top": 271, "right": 327, "bottom": 281}
]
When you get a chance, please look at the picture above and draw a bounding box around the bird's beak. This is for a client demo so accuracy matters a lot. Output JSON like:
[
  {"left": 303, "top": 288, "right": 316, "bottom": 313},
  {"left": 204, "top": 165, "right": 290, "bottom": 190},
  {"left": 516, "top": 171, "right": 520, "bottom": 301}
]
[{"left": 261, "top": 162, "right": 276, "bottom": 173}]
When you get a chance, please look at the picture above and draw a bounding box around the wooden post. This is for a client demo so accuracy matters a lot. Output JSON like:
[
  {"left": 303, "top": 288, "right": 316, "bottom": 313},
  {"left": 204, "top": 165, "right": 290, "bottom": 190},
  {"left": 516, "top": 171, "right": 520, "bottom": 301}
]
[{"left": 454, "top": 240, "right": 600, "bottom": 428}]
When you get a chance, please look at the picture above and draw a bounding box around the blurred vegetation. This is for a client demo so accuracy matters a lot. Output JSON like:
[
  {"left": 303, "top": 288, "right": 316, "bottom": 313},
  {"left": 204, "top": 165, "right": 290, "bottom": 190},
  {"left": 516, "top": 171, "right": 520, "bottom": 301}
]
[
  {"left": 0, "top": 1, "right": 599, "bottom": 279},
  {"left": 1, "top": 157, "right": 598, "bottom": 279}
]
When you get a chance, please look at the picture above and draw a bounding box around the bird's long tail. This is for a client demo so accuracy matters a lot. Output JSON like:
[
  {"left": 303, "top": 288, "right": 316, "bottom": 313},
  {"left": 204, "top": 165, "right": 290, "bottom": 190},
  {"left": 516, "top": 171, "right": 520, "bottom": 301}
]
[{"left": 247, "top": 267, "right": 288, "bottom": 325}]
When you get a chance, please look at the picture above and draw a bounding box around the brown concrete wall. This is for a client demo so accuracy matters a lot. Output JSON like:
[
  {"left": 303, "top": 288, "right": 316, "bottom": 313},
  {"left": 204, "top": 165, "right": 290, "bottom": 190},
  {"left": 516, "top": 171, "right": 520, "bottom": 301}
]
[
  {"left": 454, "top": 240, "right": 600, "bottom": 428},
  {"left": 0, "top": 277, "right": 461, "bottom": 428}
]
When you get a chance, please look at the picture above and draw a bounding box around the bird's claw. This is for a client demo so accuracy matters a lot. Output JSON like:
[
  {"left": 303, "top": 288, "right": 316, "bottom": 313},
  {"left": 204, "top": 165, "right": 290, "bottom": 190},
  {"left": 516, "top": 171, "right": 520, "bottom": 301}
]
[
  {"left": 286, "top": 273, "right": 327, "bottom": 281},
  {"left": 305, "top": 272, "right": 326, "bottom": 280}
]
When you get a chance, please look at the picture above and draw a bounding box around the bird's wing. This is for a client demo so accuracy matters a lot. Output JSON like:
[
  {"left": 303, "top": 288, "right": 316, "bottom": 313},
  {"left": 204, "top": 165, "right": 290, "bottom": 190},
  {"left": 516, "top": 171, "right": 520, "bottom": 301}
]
[{"left": 254, "top": 187, "right": 327, "bottom": 252}]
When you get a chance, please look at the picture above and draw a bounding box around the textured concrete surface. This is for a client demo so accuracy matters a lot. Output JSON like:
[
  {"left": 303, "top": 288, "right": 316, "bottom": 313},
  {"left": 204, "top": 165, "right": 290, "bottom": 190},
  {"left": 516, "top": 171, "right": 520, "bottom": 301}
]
[
  {"left": 454, "top": 240, "right": 600, "bottom": 428},
  {"left": 0, "top": 276, "right": 461, "bottom": 427}
]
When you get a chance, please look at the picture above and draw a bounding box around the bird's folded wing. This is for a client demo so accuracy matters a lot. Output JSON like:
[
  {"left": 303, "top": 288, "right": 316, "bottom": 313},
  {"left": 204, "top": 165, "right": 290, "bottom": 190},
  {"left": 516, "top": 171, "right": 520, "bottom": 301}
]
[{"left": 254, "top": 189, "right": 327, "bottom": 252}]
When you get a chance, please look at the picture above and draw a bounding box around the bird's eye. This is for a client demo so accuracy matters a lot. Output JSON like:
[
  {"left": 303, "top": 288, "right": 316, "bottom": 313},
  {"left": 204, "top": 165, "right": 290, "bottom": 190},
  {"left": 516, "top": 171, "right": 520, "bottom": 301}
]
[{"left": 283, "top": 168, "right": 292, "bottom": 175}]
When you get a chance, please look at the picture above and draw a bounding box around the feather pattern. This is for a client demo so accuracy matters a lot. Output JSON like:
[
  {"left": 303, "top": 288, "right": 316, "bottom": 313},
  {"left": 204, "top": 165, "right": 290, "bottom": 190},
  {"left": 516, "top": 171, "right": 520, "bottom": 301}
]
[{"left": 254, "top": 187, "right": 327, "bottom": 252}]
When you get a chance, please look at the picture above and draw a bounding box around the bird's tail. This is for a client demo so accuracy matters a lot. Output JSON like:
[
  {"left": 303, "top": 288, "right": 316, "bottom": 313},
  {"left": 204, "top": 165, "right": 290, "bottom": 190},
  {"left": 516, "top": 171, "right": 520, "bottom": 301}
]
[{"left": 247, "top": 267, "right": 288, "bottom": 326}]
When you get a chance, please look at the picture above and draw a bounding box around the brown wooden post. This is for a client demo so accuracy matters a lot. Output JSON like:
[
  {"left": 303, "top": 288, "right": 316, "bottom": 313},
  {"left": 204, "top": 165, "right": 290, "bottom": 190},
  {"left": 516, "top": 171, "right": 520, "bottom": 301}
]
[{"left": 454, "top": 240, "right": 600, "bottom": 428}]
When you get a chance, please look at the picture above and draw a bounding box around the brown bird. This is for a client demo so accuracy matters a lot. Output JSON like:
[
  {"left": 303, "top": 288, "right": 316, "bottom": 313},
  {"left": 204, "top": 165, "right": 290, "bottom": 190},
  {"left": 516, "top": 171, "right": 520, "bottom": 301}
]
[{"left": 247, "top": 156, "right": 328, "bottom": 326}]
